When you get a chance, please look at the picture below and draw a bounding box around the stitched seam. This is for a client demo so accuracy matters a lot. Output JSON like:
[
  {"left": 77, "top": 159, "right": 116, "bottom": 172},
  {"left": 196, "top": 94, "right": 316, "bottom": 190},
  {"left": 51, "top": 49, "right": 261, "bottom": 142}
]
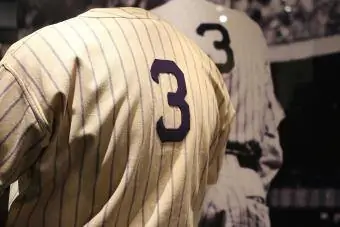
[{"left": 1, "top": 63, "right": 50, "bottom": 134}]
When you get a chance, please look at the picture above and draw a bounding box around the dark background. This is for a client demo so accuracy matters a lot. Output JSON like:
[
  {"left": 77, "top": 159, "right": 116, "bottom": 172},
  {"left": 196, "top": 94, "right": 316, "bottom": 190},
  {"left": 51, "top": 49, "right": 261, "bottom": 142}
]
[{"left": 269, "top": 52, "right": 340, "bottom": 227}]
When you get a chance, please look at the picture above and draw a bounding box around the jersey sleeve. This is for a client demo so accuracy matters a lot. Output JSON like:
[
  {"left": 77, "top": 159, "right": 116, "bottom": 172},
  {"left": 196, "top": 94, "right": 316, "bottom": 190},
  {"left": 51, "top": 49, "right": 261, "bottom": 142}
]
[
  {"left": 0, "top": 66, "right": 49, "bottom": 196},
  {"left": 207, "top": 69, "right": 235, "bottom": 185}
]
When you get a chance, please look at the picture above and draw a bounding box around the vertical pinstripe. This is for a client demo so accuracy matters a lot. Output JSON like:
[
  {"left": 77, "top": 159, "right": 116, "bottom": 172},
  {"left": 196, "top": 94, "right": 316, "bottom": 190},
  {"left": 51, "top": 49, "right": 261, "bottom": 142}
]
[
  {"left": 47, "top": 27, "right": 78, "bottom": 227},
  {"left": 110, "top": 17, "right": 139, "bottom": 227},
  {"left": 169, "top": 26, "right": 192, "bottom": 227},
  {"left": 197, "top": 54, "right": 213, "bottom": 211},
  {"left": 94, "top": 19, "right": 121, "bottom": 227},
  {"left": 184, "top": 43, "right": 207, "bottom": 222},
  {"left": 66, "top": 20, "right": 103, "bottom": 226},
  {"left": 137, "top": 18, "right": 158, "bottom": 227},
  {"left": 34, "top": 33, "right": 74, "bottom": 227},
  {"left": 76, "top": 19, "right": 104, "bottom": 223},
  {"left": 125, "top": 19, "right": 159, "bottom": 227},
  {"left": 77, "top": 18, "right": 115, "bottom": 227},
  {"left": 163, "top": 24, "right": 187, "bottom": 227},
  {"left": 182, "top": 36, "right": 208, "bottom": 227},
  {"left": 0, "top": 7, "right": 234, "bottom": 227},
  {"left": 121, "top": 18, "right": 147, "bottom": 225},
  {"left": 144, "top": 18, "right": 170, "bottom": 227},
  {"left": 148, "top": 19, "right": 169, "bottom": 227}
]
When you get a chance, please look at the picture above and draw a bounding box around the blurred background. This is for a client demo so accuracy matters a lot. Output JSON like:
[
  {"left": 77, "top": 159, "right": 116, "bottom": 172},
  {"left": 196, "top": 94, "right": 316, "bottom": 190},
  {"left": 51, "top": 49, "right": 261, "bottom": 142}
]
[{"left": 0, "top": 0, "right": 339, "bottom": 226}]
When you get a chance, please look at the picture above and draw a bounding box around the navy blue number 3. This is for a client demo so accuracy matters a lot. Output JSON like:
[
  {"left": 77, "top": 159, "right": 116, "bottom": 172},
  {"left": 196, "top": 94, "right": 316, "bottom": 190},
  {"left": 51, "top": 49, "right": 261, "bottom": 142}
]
[
  {"left": 196, "top": 23, "right": 235, "bottom": 74},
  {"left": 151, "top": 59, "right": 190, "bottom": 143}
]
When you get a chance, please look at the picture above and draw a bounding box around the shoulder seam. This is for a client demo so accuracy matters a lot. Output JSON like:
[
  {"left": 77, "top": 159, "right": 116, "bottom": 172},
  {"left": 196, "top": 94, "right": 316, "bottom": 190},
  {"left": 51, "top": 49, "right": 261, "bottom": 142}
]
[{"left": 1, "top": 63, "right": 51, "bottom": 134}]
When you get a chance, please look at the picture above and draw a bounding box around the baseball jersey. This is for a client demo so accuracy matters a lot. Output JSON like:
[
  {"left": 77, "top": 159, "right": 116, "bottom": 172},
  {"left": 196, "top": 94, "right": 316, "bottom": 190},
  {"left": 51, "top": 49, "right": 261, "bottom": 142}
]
[
  {"left": 0, "top": 7, "right": 235, "bottom": 227},
  {"left": 152, "top": 0, "right": 285, "bottom": 191}
]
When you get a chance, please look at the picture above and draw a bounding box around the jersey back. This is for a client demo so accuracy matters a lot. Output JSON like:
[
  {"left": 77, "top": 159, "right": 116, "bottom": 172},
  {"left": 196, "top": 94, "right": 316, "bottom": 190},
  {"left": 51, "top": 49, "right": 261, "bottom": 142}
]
[{"left": 2, "top": 7, "right": 234, "bottom": 227}]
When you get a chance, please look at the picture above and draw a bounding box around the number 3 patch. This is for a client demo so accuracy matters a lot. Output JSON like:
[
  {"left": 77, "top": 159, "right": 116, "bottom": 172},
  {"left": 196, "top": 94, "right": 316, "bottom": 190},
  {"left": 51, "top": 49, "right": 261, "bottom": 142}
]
[
  {"left": 196, "top": 23, "right": 235, "bottom": 74},
  {"left": 151, "top": 59, "right": 190, "bottom": 143}
]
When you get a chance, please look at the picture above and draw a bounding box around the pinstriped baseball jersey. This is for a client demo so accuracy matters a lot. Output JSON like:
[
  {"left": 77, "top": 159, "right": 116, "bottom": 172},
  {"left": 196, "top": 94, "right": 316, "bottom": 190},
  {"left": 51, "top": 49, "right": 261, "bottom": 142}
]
[
  {"left": 152, "top": 0, "right": 285, "bottom": 191},
  {"left": 0, "top": 7, "right": 235, "bottom": 227}
]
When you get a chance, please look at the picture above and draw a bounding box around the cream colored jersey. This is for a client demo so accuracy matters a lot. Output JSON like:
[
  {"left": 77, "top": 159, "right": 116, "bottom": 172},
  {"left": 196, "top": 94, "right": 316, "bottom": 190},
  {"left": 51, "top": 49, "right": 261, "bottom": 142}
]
[
  {"left": 152, "top": 0, "right": 284, "bottom": 192},
  {"left": 0, "top": 7, "right": 234, "bottom": 227}
]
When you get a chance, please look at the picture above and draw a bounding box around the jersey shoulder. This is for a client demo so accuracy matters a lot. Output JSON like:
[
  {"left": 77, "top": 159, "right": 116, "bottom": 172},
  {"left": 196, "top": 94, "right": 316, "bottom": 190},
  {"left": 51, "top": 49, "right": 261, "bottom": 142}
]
[
  {"left": 223, "top": 8, "right": 258, "bottom": 28},
  {"left": 223, "top": 7, "right": 264, "bottom": 38},
  {"left": 221, "top": 7, "right": 267, "bottom": 52}
]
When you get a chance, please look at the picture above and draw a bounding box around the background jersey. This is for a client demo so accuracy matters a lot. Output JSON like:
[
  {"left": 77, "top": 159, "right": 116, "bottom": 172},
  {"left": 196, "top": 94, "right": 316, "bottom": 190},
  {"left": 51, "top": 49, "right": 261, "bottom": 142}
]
[
  {"left": 151, "top": 0, "right": 284, "bottom": 192},
  {"left": 0, "top": 7, "right": 235, "bottom": 227}
]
